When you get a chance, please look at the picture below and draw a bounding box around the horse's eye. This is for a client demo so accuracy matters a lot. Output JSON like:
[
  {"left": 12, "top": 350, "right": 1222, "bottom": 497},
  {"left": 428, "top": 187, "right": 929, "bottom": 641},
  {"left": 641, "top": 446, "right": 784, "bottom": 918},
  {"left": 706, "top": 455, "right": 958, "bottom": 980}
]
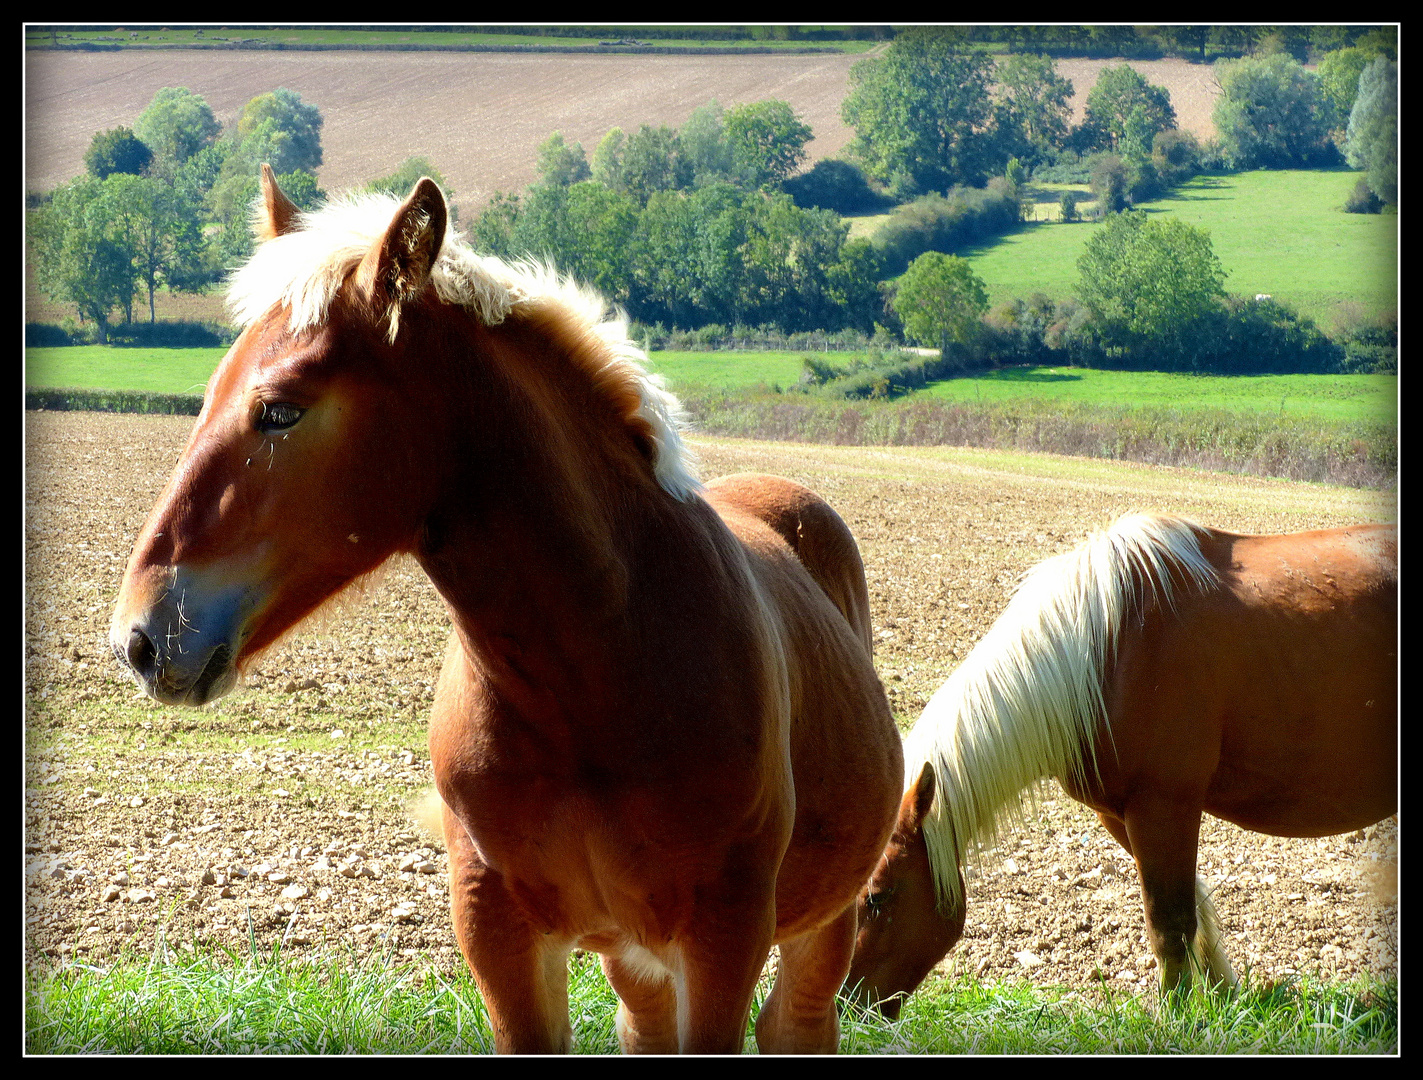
[{"left": 258, "top": 402, "right": 305, "bottom": 433}]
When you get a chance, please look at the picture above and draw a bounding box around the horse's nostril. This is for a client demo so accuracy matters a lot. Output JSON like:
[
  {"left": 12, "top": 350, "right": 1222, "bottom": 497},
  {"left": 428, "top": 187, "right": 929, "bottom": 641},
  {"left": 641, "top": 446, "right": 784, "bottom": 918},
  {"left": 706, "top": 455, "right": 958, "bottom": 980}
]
[{"left": 126, "top": 627, "right": 157, "bottom": 675}]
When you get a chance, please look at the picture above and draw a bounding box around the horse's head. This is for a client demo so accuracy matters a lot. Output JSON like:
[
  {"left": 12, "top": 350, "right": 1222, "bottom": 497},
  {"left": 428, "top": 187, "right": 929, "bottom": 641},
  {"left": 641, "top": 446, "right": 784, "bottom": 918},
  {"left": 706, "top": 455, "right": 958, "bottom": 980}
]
[
  {"left": 845, "top": 761, "right": 966, "bottom": 1019},
  {"left": 110, "top": 168, "right": 455, "bottom": 705}
]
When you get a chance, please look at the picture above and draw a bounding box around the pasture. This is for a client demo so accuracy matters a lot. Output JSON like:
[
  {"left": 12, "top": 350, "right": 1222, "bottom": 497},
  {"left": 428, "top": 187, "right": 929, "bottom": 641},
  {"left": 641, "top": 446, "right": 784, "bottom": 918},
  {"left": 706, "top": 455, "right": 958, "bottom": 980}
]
[
  {"left": 963, "top": 169, "right": 1398, "bottom": 327},
  {"left": 25, "top": 410, "right": 1396, "bottom": 1052},
  {"left": 27, "top": 345, "right": 1399, "bottom": 430}
]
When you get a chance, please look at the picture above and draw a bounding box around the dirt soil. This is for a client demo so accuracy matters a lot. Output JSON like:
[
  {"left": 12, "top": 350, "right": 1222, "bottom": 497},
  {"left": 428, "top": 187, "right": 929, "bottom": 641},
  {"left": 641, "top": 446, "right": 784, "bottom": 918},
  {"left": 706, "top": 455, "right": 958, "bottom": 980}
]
[{"left": 24, "top": 411, "right": 1397, "bottom": 1005}]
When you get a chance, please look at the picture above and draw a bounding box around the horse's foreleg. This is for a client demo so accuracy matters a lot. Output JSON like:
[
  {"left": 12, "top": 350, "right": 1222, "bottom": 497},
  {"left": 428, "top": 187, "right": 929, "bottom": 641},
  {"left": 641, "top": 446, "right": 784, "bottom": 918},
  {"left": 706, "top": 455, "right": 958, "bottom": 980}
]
[
  {"left": 600, "top": 953, "right": 681, "bottom": 1054},
  {"left": 755, "top": 905, "right": 857, "bottom": 1054},
  {"left": 442, "top": 803, "right": 574, "bottom": 1053},
  {"left": 1121, "top": 796, "right": 1206, "bottom": 996}
]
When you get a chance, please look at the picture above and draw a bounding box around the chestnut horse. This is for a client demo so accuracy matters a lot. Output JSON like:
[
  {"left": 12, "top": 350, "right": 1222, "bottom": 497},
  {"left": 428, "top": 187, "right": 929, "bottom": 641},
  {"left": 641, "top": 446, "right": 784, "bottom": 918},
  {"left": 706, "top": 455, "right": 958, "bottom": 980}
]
[
  {"left": 110, "top": 169, "right": 902, "bottom": 1053},
  {"left": 847, "top": 512, "right": 1396, "bottom": 1016}
]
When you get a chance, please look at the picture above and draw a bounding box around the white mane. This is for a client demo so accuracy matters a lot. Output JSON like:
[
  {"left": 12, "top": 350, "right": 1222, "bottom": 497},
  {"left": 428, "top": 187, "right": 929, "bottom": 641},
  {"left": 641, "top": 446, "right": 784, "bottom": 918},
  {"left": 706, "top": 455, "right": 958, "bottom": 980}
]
[
  {"left": 225, "top": 191, "right": 701, "bottom": 501},
  {"left": 905, "top": 513, "right": 1220, "bottom": 912}
]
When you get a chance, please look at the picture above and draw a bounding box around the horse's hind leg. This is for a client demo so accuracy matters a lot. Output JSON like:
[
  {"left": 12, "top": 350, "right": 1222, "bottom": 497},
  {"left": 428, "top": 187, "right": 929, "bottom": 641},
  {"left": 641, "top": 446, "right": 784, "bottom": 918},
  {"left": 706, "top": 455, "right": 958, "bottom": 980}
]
[
  {"left": 755, "top": 905, "right": 857, "bottom": 1054},
  {"left": 442, "top": 802, "right": 574, "bottom": 1053}
]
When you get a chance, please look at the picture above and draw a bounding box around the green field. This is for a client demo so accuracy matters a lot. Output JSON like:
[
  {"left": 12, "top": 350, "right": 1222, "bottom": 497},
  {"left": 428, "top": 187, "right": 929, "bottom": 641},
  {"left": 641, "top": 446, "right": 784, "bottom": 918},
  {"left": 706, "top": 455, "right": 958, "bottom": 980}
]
[
  {"left": 25, "top": 346, "right": 226, "bottom": 395},
  {"left": 915, "top": 365, "right": 1397, "bottom": 426},
  {"left": 26, "top": 346, "right": 1398, "bottom": 431},
  {"left": 962, "top": 169, "right": 1397, "bottom": 328}
]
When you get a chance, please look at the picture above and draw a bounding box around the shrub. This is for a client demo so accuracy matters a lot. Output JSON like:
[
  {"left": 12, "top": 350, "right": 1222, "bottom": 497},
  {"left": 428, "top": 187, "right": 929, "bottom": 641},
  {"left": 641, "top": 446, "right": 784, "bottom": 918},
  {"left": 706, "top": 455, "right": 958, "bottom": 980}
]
[
  {"left": 1058, "top": 190, "right": 1080, "bottom": 223},
  {"left": 782, "top": 159, "right": 889, "bottom": 214},
  {"left": 1344, "top": 176, "right": 1385, "bottom": 214}
]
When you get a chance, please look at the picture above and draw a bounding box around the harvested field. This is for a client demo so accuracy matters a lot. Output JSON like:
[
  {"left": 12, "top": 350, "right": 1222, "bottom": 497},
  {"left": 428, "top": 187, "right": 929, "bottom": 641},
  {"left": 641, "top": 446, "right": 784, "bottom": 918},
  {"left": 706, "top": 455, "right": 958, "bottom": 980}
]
[{"left": 25, "top": 411, "right": 1396, "bottom": 1002}]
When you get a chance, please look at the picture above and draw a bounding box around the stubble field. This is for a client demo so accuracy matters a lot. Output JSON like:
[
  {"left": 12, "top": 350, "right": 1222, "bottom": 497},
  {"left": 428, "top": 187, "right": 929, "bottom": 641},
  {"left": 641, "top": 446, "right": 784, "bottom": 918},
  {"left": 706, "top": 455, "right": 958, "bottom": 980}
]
[{"left": 24, "top": 410, "right": 1397, "bottom": 1004}]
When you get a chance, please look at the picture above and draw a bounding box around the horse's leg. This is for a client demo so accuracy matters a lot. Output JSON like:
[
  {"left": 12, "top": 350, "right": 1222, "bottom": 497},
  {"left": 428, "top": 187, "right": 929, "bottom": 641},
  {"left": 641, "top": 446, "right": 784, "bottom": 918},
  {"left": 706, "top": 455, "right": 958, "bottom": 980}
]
[
  {"left": 754, "top": 904, "right": 857, "bottom": 1054},
  {"left": 675, "top": 888, "right": 778, "bottom": 1054},
  {"left": 1119, "top": 796, "right": 1207, "bottom": 996},
  {"left": 1097, "top": 810, "right": 1235, "bottom": 991},
  {"left": 442, "top": 803, "right": 574, "bottom": 1053},
  {"left": 600, "top": 954, "right": 680, "bottom": 1054}
]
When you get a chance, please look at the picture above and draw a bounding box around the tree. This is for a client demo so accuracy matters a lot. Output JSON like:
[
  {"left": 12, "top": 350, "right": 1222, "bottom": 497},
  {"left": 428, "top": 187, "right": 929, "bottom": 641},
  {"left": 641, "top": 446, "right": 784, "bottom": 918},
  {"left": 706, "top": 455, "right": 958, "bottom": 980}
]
[
  {"left": 723, "top": 100, "right": 813, "bottom": 189},
  {"left": 367, "top": 157, "right": 454, "bottom": 203},
  {"left": 679, "top": 101, "right": 734, "bottom": 185},
  {"left": 1346, "top": 57, "right": 1398, "bottom": 207},
  {"left": 1081, "top": 66, "right": 1176, "bottom": 157},
  {"left": 1316, "top": 47, "right": 1370, "bottom": 130},
  {"left": 616, "top": 125, "right": 693, "bottom": 207},
  {"left": 100, "top": 172, "right": 208, "bottom": 322},
  {"left": 1211, "top": 54, "right": 1334, "bottom": 169},
  {"left": 993, "top": 53, "right": 1074, "bottom": 165},
  {"left": 234, "top": 88, "right": 323, "bottom": 175},
  {"left": 133, "top": 87, "right": 221, "bottom": 168},
  {"left": 841, "top": 27, "right": 998, "bottom": 195},
  {"left": 1076, "top": 210, "right": 1227, "bottom": 369},
  {"left": 534, "top": 132, "right": 591, "bottom": 188},
  {"left": 891, "top": 252, "right": 989, "bottom": 360},
  {"left": 84, "top": 127, "right": 153, "bottom": 179},
  {"left": 27, "top": 176, "right": 137, "bottom": 342}
]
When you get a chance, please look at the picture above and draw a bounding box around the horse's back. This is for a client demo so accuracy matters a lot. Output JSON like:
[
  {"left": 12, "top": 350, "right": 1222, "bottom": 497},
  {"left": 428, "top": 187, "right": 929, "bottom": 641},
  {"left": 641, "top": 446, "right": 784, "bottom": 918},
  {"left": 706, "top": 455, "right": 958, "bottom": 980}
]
[
  {"left": 1107, "top": 521, "right": 1397, "bottom": 836},
  {"left": 703, "top": 473, "right": 900, "bottom": 936},
  {"left": 703, "top": 474, "right": 874, "bottom": 653}
]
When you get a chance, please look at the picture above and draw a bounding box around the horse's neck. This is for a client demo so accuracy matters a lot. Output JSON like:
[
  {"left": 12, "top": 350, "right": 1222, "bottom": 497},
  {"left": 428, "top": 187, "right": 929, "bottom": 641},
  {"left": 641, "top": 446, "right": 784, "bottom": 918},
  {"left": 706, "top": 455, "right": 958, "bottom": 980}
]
[{"left": 412, "top": 319, "right": 680, "bottom": 710}]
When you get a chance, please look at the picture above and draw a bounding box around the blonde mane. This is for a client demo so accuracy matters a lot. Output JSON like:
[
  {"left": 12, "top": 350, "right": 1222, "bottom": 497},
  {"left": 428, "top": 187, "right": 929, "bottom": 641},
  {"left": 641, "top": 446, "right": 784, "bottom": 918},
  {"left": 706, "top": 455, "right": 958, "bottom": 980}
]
[
  {"left": 225, "top": 191, "right": 701, "bottom": 501},
  {"left": 905, "top": 513, "right": 1220, "bottom": 912}
]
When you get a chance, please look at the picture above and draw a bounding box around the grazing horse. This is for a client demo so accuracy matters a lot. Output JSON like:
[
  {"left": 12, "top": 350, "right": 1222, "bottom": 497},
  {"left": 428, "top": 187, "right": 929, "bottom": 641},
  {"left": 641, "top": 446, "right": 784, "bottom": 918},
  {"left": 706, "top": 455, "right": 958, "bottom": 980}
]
[
  {"left": 110, "top": 168, "right": 902, "bottom": 1053},
  {"left": 847, "top": 512, "right": 1397, "bottom": 1016}
]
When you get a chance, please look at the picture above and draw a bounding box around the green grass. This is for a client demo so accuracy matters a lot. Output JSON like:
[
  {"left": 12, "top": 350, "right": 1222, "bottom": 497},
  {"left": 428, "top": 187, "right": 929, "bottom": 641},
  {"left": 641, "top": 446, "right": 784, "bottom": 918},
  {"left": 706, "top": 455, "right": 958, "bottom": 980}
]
[
  {"left": 25, "top": 346, "right": 225, "bottom": 395},
  {"left": 915, "top": 366, "right": 1397, "bottom": 427},
  {"left": 27, "top": 346, "right": 1398, "bottom": 432},
  {"left": 25, "top": 26, "right": 876, "bottom": 52},
  {"left": 963, "top": 169, "right": 1398, "bottom": 327},
  {"left": 26, "top": 949, "right": 1397, "bottom": 1054},
  {"left": 645, "top": 350, "right": 822, "bottom": 392}
]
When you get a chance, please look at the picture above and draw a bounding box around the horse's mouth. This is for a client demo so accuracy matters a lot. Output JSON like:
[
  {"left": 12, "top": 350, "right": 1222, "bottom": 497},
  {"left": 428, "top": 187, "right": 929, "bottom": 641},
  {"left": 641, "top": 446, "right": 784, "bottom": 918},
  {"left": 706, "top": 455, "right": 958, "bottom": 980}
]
[{"left": 129, "top": 641, "right": 239, "bottom": 708}]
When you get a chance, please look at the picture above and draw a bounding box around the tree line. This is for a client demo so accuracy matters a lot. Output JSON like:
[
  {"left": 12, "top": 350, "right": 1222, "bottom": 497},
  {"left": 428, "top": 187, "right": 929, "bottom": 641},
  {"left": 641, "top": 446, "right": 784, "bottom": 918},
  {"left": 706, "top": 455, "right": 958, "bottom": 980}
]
[{"left": 27, "top": 29, "right": 1396, "bottom": 375}]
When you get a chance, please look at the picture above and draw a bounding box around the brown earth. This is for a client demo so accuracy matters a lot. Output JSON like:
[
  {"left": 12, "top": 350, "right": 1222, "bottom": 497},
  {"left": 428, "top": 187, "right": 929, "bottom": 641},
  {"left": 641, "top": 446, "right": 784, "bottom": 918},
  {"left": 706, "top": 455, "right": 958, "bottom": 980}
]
[{"left": 24, "top": 411, "right": 1396, "bottom": 1008}]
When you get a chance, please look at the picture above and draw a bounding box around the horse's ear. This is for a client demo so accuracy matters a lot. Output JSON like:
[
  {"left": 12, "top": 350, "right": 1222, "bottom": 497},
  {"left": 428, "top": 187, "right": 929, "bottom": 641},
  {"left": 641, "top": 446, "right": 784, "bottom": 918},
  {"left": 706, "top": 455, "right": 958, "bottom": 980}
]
[
  {"left": 257, "top": 164, "right": 300, "bottom": 242},
  {"left": 905, "top": 761, "right": 937, "bottom": 830},
  {"left": 355, "top": 177, "right": 448, "bottom": 326}
]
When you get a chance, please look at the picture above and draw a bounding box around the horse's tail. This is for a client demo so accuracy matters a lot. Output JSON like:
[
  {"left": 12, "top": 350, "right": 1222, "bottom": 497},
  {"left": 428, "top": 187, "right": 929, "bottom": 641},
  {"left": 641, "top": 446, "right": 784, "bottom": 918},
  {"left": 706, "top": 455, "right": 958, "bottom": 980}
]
[{"left": 905, "top": 513, "right": 1220, "bottom": 912}]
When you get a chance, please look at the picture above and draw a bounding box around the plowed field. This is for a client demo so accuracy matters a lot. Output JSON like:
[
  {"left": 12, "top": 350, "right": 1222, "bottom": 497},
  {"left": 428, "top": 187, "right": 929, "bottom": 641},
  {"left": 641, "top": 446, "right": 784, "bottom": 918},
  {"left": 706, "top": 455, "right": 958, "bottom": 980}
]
[{"left": 24, "top": 411, "right": 1396, "bottom": 1001}]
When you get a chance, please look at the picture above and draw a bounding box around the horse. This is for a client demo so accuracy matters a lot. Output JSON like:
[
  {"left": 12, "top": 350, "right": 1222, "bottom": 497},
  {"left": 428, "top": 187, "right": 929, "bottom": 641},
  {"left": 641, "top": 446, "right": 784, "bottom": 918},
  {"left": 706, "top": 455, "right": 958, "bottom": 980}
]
[
  {"left": 846, "top": 512, "right": 1397, "bottom": 1017},
  {"left": 109, "top": 167, "right": 903, "bottom": 1054}
]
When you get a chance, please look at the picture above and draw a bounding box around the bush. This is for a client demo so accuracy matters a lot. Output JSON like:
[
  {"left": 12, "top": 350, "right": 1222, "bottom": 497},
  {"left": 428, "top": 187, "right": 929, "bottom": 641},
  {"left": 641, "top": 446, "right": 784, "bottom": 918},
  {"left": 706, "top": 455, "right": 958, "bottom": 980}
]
[
  {"left": 1344, "top": 176, "right": 1385, "bottom": 214},
  {"left": 106, "top": 320, "right": 238, "bottom": 347},
  {"left": 781, "top": 159, "right": 888, "bottom": 214},
  {"left": 871, "top": 182, "right": 1022, "bottom": 276},
  {"left": 25, "top": 322, "right": 76, "bottom": 347}
]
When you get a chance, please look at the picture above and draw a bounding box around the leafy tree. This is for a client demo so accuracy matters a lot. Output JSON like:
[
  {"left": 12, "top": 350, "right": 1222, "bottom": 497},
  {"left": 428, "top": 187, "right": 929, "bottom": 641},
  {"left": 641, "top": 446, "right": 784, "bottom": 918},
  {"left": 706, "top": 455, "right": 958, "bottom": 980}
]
[
  {"left": 723, "top": 100, "right": 812, "bottom": 189},
  {"left": 679, "top": 101, "right": 734, "bottom": 185},
  {"left": 469, "top": 191, "right": 522, "bottom": 259},
  {"left": 1211, "top": 54, "right": 1334, "bottom": 169},
  {"left": 100, "top": 172, "right": 208, "bottom": 322},
  {"left": 1058, "top": 190, "right": 1080, "bottom": 223},
  {"left": 1316, "top": 47, "right": 1370, "bottom": 129},
  {"left": 234, "top": 88, "right": 324, "bottom": 175},
  {"left": 891, "top": 251, "right": 989, "bottom": 360},
  {"left": 1088, "top": 153, "right": 1130, "bottom": 213},
  {"left": 84, "top": 127, "right": 153, "bottom": 179},
  {"left": 534, "top": 132, "right": 591, "bottom": 188},
  {"left": 616, "top": 125, "right": 693, "bottom": 207},
  {"left": 1076, "top": 210, "right": 1227, "bottom": 369},
  {"left": 1081, "top": 66, "right": 1176, "bottom": 157},
  {"left": 590, "top": 128, "right": 627, "bottom": 191},
  {"left": 993, "top": 53, "right": 1074, "bottom": 164},
  {"left": 1346, "top": 57, "right": 1398, "bottom": 207},
  {"left": 133, "top": 87, "right": 221, "bottom": 168},
  {"left": 367, "top": 157, "right": 454, "bottom": 202},
  {"left": 27, "top": 176, "right": 137, "bottom": 341},
  {"left": 841, "top": 27, "right": 998, "bottom": 194}
]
